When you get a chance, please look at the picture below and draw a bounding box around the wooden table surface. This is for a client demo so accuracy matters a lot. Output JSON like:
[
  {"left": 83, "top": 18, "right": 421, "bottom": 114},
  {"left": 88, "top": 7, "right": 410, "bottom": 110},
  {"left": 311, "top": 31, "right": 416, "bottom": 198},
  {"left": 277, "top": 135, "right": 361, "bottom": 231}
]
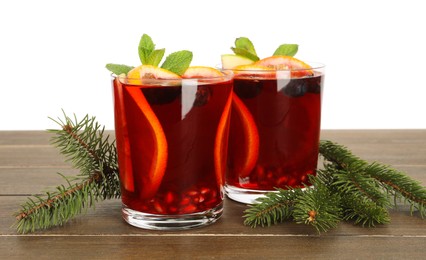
[{"left": 1, "top": 130, "right": 425, "bottom": 259}]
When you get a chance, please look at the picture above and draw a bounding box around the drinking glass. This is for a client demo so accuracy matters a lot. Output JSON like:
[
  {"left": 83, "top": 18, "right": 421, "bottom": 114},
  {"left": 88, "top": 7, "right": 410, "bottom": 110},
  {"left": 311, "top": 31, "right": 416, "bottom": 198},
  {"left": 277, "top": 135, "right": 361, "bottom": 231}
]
[
  {"left": 225, "top": 64, "right": 325, "bottom": 204},
  {"left": 112, "top": 71, "right": 233, "bottom": 229}
]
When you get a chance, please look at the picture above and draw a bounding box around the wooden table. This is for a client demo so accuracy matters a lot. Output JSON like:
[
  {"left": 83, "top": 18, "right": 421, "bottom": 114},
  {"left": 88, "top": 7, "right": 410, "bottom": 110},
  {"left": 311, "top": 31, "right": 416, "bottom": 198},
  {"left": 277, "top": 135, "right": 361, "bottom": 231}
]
[{"left": 1, "top": 130, "right": 425, "bottom": 259}]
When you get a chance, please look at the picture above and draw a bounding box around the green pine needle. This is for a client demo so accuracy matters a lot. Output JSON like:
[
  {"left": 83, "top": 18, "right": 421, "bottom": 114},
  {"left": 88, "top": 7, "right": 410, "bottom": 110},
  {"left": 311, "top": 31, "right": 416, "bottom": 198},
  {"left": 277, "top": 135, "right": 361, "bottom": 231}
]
[
  {"left": 292, "top": 179, "right": 342, "bottom": 233},
  {"left": 243, "top": 188, "right": 301, "bottom": 228},
  {"left": 13, "top": 111, "right": 120, "bottom": 233},
  {"left": 320, "top": 140, "right": 426, "bottom": 218},
  {"left": 365, "top": 163, "right": 426, "bottom": 217},
  {"left": 341, "top": 195, "right": 390, "bottom": 227}
]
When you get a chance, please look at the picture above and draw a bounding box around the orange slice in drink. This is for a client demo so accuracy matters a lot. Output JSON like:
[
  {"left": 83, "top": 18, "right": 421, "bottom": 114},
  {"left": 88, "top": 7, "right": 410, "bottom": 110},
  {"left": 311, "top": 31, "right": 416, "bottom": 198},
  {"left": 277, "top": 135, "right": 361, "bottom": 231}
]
[
  {"left": 254, "top": 55, "right": 312, "bottom": 77},
  {"left": 125, "top": 87, "right": 168, "bottom": 199},
  {"left": 230, "top": 93, "right": 259, "bottom": 177},
  {"left": 232, "top": 64, "right": 276, "bottom": 79},
  {"left": 113, "top": 78, "right": 135, "bottom": 192},
  {"left": 124, "top": 66, "right": 178, "bottom": 198},
  {"left": 127, "top": 65, "right": 181, "bottom": 84},
  {"left": 214, "top": 90, "right": 233, "bottom": 188},
  {"left": 182, "top": 66, "right": 223, "bottom": 78}
]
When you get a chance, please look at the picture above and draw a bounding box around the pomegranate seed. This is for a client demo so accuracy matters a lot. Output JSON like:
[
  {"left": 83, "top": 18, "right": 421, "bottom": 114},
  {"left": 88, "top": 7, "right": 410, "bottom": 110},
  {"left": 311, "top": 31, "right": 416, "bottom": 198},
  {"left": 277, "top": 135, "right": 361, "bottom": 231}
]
[
  {"left": 180, "top": 197, "right": 191, "bottom": 206},
  {"left": 186, "top": 190, "right": 199, "bottom": 197},
  {"left": 183, "top": 204, "right": 197, "bottom": 213},
  {"left": 153, "top": 201, "right": 165, "bottom": 214},
  {"left": 165, "top": 192, "right": 175, "bottom": 204},
  {"left": 200, "top": 187, "right": 210, "bottom": 195},
  {"left": 277, "top": 176, "right": 289, "bottom": 186},
  {"left": 198, "top": 195, "right": 205, "bottom": 203}
]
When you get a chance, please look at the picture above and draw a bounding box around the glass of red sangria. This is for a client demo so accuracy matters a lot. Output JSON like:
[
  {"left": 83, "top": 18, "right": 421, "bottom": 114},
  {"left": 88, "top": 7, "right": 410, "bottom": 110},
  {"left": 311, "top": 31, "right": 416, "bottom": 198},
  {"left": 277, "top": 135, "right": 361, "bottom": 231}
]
[
  {"left": 112, "top": 65, "right": 233, "bottom": 229},
  {"left": 222, "top": 43, "right": 325, "bottom": 204}
]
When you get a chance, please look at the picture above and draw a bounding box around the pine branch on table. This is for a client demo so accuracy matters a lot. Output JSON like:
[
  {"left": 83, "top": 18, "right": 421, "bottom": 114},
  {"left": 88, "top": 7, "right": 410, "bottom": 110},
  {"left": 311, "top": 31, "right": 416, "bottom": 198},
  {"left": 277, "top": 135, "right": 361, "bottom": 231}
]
[
  {"left": 13, "top": 112, "right": 120, "bottom": 233},
  {"left": 243, "top": 140, "right": 426, "bottom": 233},
  {"left": 319, "top": 140, "right": 426, "bottom": 218}
]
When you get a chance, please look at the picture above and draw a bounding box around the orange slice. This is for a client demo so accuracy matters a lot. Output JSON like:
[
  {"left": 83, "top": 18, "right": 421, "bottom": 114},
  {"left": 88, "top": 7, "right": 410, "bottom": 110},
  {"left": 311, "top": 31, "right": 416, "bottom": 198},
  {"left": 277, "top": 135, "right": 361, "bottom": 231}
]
[
  {"left": 125, "top": 87, "right": 168, "bottom": 199},
  {"left": 230, "top": 93, "right": 259, "bottom": 177},
  {"left": 182, "top": 66, "right": 223, "bottom": 78},
  {"left": 232, "top": 64, "right": 276, "bottom": 78},
  {"left": 254, "top": 55, "right": 312, "bottom": 77},
  {"left": 113, "top": 78, "right": 134, "bottom": 192},
  {"left": 214, "top": 89, "right": 233, "bottom": 188},
  {"left": 127, "top": 65, "right": 181, "bottom": 84}
]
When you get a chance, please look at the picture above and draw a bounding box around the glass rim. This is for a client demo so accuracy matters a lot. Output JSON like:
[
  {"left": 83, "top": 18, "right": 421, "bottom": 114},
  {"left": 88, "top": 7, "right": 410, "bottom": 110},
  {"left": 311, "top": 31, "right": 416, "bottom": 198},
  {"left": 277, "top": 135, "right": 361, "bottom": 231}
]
[
  {"left": 111, "top": 69, "right": 234, "bottom": 83},
  {"left": 221, "top": 61, "right": 325, "bottom": 72}
]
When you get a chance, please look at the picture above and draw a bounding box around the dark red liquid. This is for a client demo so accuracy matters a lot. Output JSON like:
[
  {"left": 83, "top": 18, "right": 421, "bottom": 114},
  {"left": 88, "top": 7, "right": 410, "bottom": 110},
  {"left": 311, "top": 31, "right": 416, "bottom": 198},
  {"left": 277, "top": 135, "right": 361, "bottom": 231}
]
[
  {"left": 227, "top": 74, "right": 323, "bottom": 190},
  {"left": 113, "top": 78, "right": 233, "bottom": 215}
]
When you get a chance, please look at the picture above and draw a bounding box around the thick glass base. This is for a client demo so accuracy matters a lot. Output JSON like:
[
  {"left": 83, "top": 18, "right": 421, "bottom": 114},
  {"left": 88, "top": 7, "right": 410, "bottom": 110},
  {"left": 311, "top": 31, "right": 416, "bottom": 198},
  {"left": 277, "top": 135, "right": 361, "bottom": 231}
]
[
  {"left": 225, "top": 185, "right": 273, "bottom": 204},
  {"left": 122, "top": 202, "right": 223, "bottom": 230}
]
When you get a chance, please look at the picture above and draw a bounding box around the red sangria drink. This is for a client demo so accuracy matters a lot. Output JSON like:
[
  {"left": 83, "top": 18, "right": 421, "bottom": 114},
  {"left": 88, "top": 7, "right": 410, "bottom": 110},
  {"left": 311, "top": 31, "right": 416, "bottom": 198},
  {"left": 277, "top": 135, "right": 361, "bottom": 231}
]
[
  {"left": 111, "top": 57, "right": 233, "bottom": 229},
  {"left": 223, "top": 42, "right": 324, "bottom": 203}
]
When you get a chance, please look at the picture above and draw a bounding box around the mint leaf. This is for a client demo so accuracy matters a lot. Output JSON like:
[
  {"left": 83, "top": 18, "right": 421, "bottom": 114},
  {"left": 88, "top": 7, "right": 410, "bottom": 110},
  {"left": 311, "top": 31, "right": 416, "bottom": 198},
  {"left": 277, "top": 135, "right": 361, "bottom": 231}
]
[
  {"left": 147, "top": 48, "right": 165, "bottom": 67},
  {"left": 273, "top": 44, "right": 298, "bottom": 57},
  {"left": 161, "top": 50, "right": 193, "bottom": 75},
  {"left": 235, "top": 37, "right": 257, "bottom": 56},
  {"left": 138, "top": 34, "right": 155, "bottom": 64},
  {"left": 231, "top": 47, "right": 259, "bottom": 61},
  {"left": 105, "top": 63, "right": 134, "bottom": 75},
  {"left": 232, "top": 37, "right": 259, "bottom": 61}
]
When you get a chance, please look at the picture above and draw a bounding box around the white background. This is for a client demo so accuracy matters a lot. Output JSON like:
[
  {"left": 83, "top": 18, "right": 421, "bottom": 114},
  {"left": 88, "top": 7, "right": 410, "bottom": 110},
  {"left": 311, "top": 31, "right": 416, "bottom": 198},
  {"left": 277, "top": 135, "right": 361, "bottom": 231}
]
[{"left": 1, "top": 0, "right": 425, "bottom": 130}]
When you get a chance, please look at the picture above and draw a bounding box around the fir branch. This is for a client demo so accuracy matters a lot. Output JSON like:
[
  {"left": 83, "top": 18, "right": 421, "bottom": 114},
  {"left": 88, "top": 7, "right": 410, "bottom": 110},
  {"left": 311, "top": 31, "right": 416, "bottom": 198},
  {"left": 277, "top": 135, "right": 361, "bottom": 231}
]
[
  {"left": 321, "top": 164, "right": 391, "bottom": 227},
  {"left": 244, "top": 140, "right": 426, "bottom": 234},
  {"left": 15, "top": 175, "right": 99, "bottom": 233},
  {"left": 341, "top": 195, "right": 390, "bottom": 227},
  {"left": 320, "top": 140, "right": 426, "bottom": 218},
  {"left": 13, "top": 112, "right": 120, "bottom": 233},
  {"left": 292, "top": 178, "right": 342, "bottom": 233},
  {"left": 243, "top": 188, "right": 301, "bottom": 228},
  {"left": 365, "top": 163, "right": 426, "bottom": 217},
  {"left": 244, "top": 176, "right": 342, "bottom": 233}
]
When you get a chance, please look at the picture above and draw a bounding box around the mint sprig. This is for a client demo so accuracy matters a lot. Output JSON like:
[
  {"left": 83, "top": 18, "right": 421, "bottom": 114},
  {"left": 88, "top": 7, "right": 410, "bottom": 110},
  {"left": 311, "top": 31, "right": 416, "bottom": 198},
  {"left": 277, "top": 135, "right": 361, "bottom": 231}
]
[
  {"left": 231, "top": 37, "right": 259, "bottom": 61},
  {"left": 106, "top": 34, "right": 192, "bottom": 76},
  {"left": 273, "top": 44, "right": 298, "bottom": 57},
  {"left": 138, "top": 34, "right": 166, "bottom": 66},
  {"left": 146, "top": 48, "right": 165, "bottom": 67},
  {"left": 230, "top": 37, "right": 300, "bottom": 61},
  {"left": 105, "top": 64, "right": 134, "bottom": 75},
  {"left": 138, "top": 34, "right": 154, "bottom": 64},
  {"left": 161, "top": 50, "right": 193, "bottom": 75}
]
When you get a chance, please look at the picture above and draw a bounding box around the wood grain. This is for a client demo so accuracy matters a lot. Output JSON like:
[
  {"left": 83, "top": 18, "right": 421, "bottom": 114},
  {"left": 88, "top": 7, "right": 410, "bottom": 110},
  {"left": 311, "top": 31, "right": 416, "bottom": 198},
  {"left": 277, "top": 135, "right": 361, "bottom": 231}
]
[{"left": 1, "top": 130, "right": 425, "bottom": 259}]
